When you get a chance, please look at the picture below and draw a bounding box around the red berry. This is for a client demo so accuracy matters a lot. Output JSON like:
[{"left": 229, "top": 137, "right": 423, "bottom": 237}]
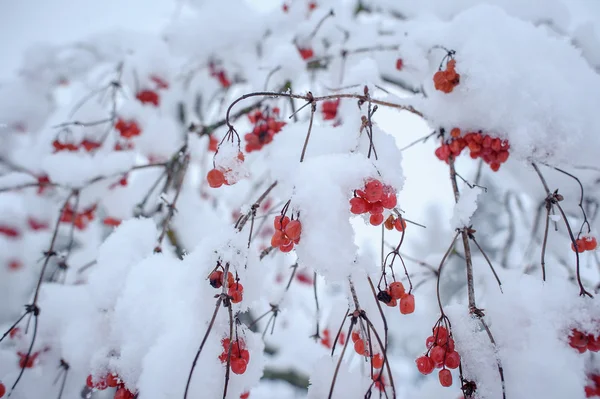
[
  {"left": 394, "top": 218, "right": 407, "bottom": 232},
  {"left": 415, "top": 355, "right": 434, "bottom": 375},
  {"left": 444, "top": 351, "right": 460, "bottom": 369},
  {"left": 588, "top": 335, "right": 600, "bottom": 352},
  {"left": 86, "top": 374, "right": 107, "bottom": 390},
  {"left": 9, "top": 327, "right": 20, "bottom": 339},
  {"left": 433, "top": 326, "right": 449, "bottom": 346},
  {"left": 228, "top": 283, "right": 244, "bottom": 303},
  {"left": 425, "top": 336, "right": 435, "bottom": 349},
  {"left": 298, "top": 48, "right": 314, "bottom": 60},
  {"left": 107, "top": 374, "right": 119, "bottom": 388},
  {"left": 0, "top": 382, "right": 5, "bottom": 398},
  {"left": 388, "top": 282, "right": 405, "bottom": 300},
  {"left": 350, "top": 197, "right": 369, "bottom": 214},
  {"left": 274, "top": 215, "right": 290, "bottom": 230},
  {"left": 279, "top": 240, "right": 295, "bottom": 253},
  {"left": 114, "top": 388, "right": 135, "bottom": 399},
  {"left": 351, "top": 331, "right": 360, "bottom": 343},
  {"left": 439, "top": 369, "right": 453, "bottom": 387},
  {"left": 584, "top": 236, "right": 598, "bottom": 251},
  {"left": 569, "top": 329, "right": 588, "bottom": 349},
  {"left": 399, "top": 294, "right": 415, "bottom": 314},
  {"left": 396, "top": 58, "right": 403, "bottom": 71},
  {"left": 209, "top": 271, "right": 224, "bottom": 288},
  {"left": 354, "top": 340, "right": 366, "bottom": 356},
  {"left": 231, "top": 358, "right": 248, "bottom": 374},
  {"left": 271, "top": 230, "right": 286, "bottom": 247},
  {"left": 364, "top": 179, "right": 384, "bottom": 202},
  {"left": 429, "top": 346, "right": 446, "bottom": 366},
  {"left": 284, "top": 220, "right": 302, "bottom": 241},
  {"left": 380, "top": 192, "right": 397, "bottom": 209},
  {"left": 370, "top": 214, "right": 384, "bottom": 226},
  {"left": 240, "top": 392, "right": 250, "bottom": 399},
  {"left": 207, "top": 169, "right": 225, "bottom": 188},
  {"left": 372, "top": 353, "right": 384, "bottom": 369}
]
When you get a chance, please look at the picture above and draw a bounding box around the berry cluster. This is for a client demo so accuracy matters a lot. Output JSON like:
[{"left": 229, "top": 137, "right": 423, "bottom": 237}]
[
  {"left": 586, "top": 374, "right": 600, "bottom": 398},
  {"left": 271, "top": 215, "right": 301, "bottom": 252},
  {"left": 435, "top": 129, "right": 510, "bottom": 172},
  {"left": 572, "top": 236, "right": 597, "bottom": 253},
  {"left": 415, "top": 325, "right": 460, "bottom": 388},
  {"left": 18, "top": 351, "right": 39, "bottom": 368},
  {"left": 349, "top": 179, "right": 397, "bottom": 226},
  {"left": 321, "top": 99, "right": 340, "bottom": 121},
  {"left": 377, "top": 281, "right": 415, "bottom": 314},
  {"left": 351, "top": 330, "right": 385, "bottom": 369},
  {"left": 320, "top": 328, "right": 345, "bottom": 349},
  {"left": 219, "top": 338, "right": 250, "bottom": 375},
  {"left": 86, "top": 373, "right": 135, "bottom": 399},
  {"left": 244, "top": 108, "right": 286, "bottom": 153},
  {"left": 0, "top": 224, "right": 20, "bottom": 238},
  {"left": 206, "top": 151, "right": 245, "bottom": 188},
  {"left": 209, "top": 270, "right": 244, "bottom": 303},
  {"left": 209, "top": 62, "right": 232, "bottom": 88},
  {"left": 433, "top": 59, "right": 460, "bottom": 94},
  {"left": 115, "top": 118, "right": 141, "bottom": 139},
  {"left": 135, "top": 90, "right": 159, "bottom": 107},
  {"left": 568, "top": 328, "right": 600, "bottom": 353},
  {"left": 60, "top": 203, "right": 97, "bottom": 230}
]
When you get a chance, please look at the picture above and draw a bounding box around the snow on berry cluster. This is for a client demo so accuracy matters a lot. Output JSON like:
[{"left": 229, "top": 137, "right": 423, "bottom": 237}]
[
  {"left": 349, "top": 179, "right": 398, "bottom": 226},
  {"left": 435, "top": 128, "right": 511, "bottom": 171}
]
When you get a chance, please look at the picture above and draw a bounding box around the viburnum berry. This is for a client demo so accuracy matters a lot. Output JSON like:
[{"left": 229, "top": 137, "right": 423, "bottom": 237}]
[
  {"left": 439, "top": 368, "right": 453, "bottom": 387},
  {"left": 0, "top": 225, "right": 20, "bottom": 238},
  {"left": 350, "top": 197, "right": 369, "bottom": 214},
  {"left": 372, "top": 353, "right": 384, "bottom": 369},
  {"left": 388, "top": 282, "right": 406, "bottom": 300},
  {"left": 354, "top": 339, "right": 366, "bottom": 356},
  {"left": 429, "top": 345, "right": 446, "bottom": 366},
  {"left": 240, "top": 392, "right": 250, "bottom": 399},
  {"left": 207, "top": 169, "right": 226, "bottom": 188},
  {"left": 416, "top": 355, "right": 434, "bottom": 375},
  {"left": 284, "top": 220, "right": 302, "bottom": 241},
  {"left": 0, "top": 381, "right": 5, "bottom": 398},
  {"left": 150, "top": 75, "right": 169, "bottom": 90},
  {"left": 396, "top": 58, "right": 403, "bottom": 71},
  {"left": 370, "top": 214, "right": 384, "bottom": 226},
  {"left": 9, "top": 327, "right": 21, "bottom": 339},
  {"left": 298, "top": 47, "right": 314, "bottom": 60},
  {"left": 351, "top": 330, "right": 360, "bottom": 343},
  {"left": 373, "top": 373, "right": 385, "bottom": 391},
  {"left": 399, "top": 293, "right": 415, "bottom": 314},
  {"left": 106, "top": 373, "right": 120, "bottom": 388},
  {"left": 322, "top": 99, "right": 340, "bottom": 121},
  {"left": 444, "top": 351, "right": 460, "bottom": 369},
  {"left": 228, "top": 283, "right": 244, "bottom": 303},
  {"left": 231, "top": 357, "right": 248, "bottom": 374},
  {"left": 433, "top": 58, "right": 460, "bottom": 94},
  {"left": 103, "top": 217, "right": 121, "bottom": 227},
  {"left": 114, "top": 387, "right": 135, "bottom": 399},
  {"left": 136, "top": 90, "right": 160, "bottom": 106}
]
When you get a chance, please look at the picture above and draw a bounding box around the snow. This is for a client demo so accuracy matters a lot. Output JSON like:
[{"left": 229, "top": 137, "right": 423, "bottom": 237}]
[{"left": 450, "top": 182, "right": 483, "bottom": 229}]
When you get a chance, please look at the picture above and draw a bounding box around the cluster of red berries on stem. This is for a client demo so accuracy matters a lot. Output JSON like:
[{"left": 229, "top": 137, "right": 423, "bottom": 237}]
[
  {"left": 351, "top": 330, "right": 385, "bottom": 369},
  {"left": 586, "top": 374, "right": 600, "bottom": 398},
  {"left": 52, "top": 137, "right": 102, "bottom": 153},
  {"left": 86, "top": 373, "right": 134, "bottom": 398},
  {"left": 572, "top": 235, "right": 597, "bottom": 253},
  {"left": 115, "top": 118, "right": 141, "bottom": 139},
  {"left": 219, "top": 338, "right": 250, "bottom": 375},
  {"left": 569, "top": 328, "right": 600, "bottom": 353},
  {"left": 433, "top": 58, "right": 460, "bottom": 94},
  {"left": 271, "top": 214, "right": 301, "bottom": 253},
  {"left": 377, "top": 281, "right": 415, "bottom": 314},
  {"left": 349, "top": 179, "right": 397, "bottom": 226},
  {"left": 135, "top": 75, "right": 168, "bottom": 107},
  {"left": 415, "top": 324, "right": 461, "bottom": 388},
  {"left": 60, "top": 203, "right": 97, "bottom": 230},
  {"left": 209, "top": 269, "right": 244, "bottom": 304},
  {"left": 435, "top": 128, "right": 510, "bottom": 172},
  {"left": 206, "top": 151, "right": 245, "bottom": 188},
  {"left": 244, "top": 107, "right": 286, "bottom": 153},
  {"left": 320, "top": 328, "right": 345, "bottom": 349}
]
